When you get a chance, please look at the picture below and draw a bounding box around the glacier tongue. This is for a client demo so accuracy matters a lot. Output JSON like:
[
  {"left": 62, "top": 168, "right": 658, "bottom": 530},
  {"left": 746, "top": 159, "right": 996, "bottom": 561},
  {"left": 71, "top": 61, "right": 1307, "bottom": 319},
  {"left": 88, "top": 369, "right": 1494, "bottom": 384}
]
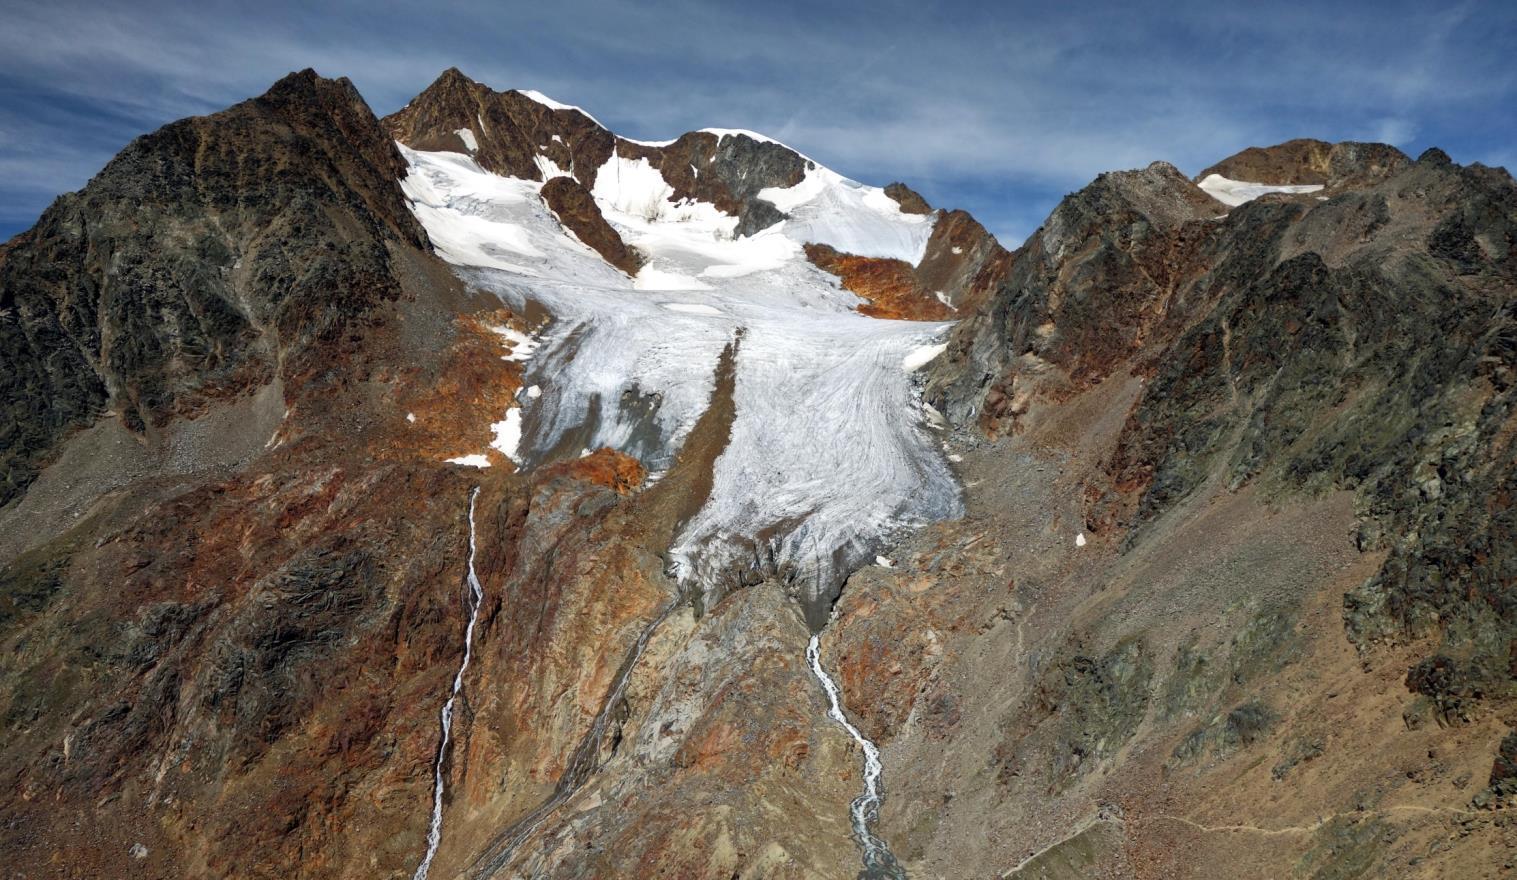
[{"left": 399, "top": 142, "right": 961, "bottom": 623}]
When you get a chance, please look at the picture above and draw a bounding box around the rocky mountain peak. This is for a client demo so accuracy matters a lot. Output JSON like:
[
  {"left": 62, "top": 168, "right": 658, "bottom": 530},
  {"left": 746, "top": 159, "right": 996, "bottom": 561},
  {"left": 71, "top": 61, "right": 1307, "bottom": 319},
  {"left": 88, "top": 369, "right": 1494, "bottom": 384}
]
[
  {"left": 883, "top": 182, "right": 933, "bottom": 214},
  {"left": 0, "top": 69, "right": 426, "bottom": 506},
  {"left": 1198, "top": 137, "right": 1412, "bottom": 193},
  {"left": 383, "top": 69, "right": 617, "bottom": 189}
]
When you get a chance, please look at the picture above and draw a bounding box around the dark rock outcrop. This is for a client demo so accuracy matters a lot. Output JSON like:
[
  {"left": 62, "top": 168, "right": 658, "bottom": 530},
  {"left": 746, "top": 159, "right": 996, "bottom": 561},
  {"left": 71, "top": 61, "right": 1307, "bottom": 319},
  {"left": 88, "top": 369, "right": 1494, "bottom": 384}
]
[
  {"left": 385, "top": 69, "right": 812, "bottom": 238},
  {"left": 928, "top": 160, "right": 1217, "bottom": 427},
  {"left": 0, "top": 69, "right": 426, "bottom": 506},
  {"left": 913, "top": 208, "right": 1013, "bottom": 311},
  {"left": 934, "top": 142, "right": 1517, "bottom": 781},
  {"left": 884, "top": 182, "right": 933, "bottom": 215},
  {"left": 614, "top": 131, "right": 810, "bottom": 236},
  {"left": 540, "top": 175, "right": 643, "bottom": 275}
]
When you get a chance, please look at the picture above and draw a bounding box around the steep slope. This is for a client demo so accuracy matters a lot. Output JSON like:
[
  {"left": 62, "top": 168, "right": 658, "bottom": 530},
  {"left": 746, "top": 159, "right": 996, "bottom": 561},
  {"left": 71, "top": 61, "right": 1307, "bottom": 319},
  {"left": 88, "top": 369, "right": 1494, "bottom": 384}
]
[
  {"left": 0, "top": 67, "right": 1003, "bottom": 880},
  {"left": 0, "top": 69, "right": 426, "bottom": 508},
  {"left": 858, "top": 144, "right": 1517, "bottom": 877},
  {"left": 0, "top": 69, "right": 538, "bottom": 879}
]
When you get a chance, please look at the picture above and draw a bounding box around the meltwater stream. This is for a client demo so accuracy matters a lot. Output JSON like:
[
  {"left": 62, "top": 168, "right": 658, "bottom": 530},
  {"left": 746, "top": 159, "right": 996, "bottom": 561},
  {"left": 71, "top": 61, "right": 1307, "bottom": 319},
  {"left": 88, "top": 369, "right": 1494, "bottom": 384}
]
[
  {"left": 808, "top": 631, "right": 907, "bottom": 879},
  {"left": 413, "top": 488, "right": 486, "bottom": 880},
  {"left": 399, "top": 140, "right": 960, "bottom": 877}
]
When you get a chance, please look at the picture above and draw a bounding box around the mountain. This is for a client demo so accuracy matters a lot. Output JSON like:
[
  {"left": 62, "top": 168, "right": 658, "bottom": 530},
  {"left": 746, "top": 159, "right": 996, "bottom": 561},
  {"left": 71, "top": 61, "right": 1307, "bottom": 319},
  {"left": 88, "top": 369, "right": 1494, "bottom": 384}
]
[{"left": 1, "top": 67, "right": 1514, "bottom": 880}]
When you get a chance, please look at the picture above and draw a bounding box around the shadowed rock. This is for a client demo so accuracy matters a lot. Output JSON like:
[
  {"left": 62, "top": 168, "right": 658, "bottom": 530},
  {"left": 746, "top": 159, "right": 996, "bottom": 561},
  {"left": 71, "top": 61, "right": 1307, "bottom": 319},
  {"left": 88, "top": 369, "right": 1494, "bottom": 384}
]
[{"left": 0, "top": 68, "right": 426, "bottom": 506}]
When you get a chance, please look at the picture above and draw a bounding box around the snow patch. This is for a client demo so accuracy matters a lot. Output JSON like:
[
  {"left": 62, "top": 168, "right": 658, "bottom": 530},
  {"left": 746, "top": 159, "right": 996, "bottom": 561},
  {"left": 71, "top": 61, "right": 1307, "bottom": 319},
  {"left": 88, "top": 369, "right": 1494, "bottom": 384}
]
[
  {"left": 491, "top": 408, "right": 524, "bottom": 462},
  {"left": 635, "top": 266, "right": 712, "bottom": 291},
  {"left": 455, "top": 128, "right": 478, "bottom": 152},
  {"left": 662, "top": 302, "right": 725, "bottom": 316},
  {"left": 406, "top": 412, "right": 417, "bottom": 423},
  {"left": 1197, "top": 174, "right": 1324, "bottom": 207},
  {"left": 1075, "top": 532, "right": 1087, "bottom": 548},
  {"left": 491, "top": 325, "right": 540, "bottom": 362},
  {"left": 902, "top": 342, "right": 948, "bottom": 372},
  {"left": 758, "top": 165, "right": 936, "bottom": 263},
  {"left": 533, "top": 154, "right": 570, "bottom": 180},
  {"left": 875, "top": 555, "right": 894, "bottom": 568},
  {"left": 445, "top": 454, "right": 491, "bottom": 468}
]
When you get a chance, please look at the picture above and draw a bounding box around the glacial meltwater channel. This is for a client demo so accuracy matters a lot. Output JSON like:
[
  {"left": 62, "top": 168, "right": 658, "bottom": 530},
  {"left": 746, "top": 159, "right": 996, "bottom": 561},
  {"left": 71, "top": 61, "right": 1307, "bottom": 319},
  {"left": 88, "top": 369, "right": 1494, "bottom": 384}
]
[
  {"left": 413, "top": 487, "right": 486, "bottom": 880},
  {"left": 809, "top": 630, "right": 907, "bottom": 879},
  {"left": 401, "top": 135, "right": 957, "bottom": 877}
]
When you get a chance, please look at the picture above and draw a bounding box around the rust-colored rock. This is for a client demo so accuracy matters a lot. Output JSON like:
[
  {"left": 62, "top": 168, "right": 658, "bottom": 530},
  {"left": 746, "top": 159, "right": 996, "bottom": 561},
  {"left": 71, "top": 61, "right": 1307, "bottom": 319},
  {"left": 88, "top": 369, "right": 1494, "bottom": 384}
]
[
  {"left": 804, "top": 242, "right": 952, "bottom": 321},
  {"left": 805, "top": 207, "right": 1013, "bottom": 319}
]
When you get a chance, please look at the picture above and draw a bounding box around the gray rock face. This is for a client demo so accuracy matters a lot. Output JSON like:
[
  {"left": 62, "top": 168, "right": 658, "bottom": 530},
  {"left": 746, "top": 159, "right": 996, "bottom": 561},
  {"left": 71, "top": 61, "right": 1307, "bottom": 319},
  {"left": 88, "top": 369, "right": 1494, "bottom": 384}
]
[
  {"left": 0, "top": 69, "right": 425, "bottom": 506},
  {"left": 926, "top": 160, "right": 1218, "bottom": 426},
  {"left": 615, "top": 131, "right": 811, "bottom": 236},
  {"left": 935, "top": 142, "right": 1517, "bottom": 758}
]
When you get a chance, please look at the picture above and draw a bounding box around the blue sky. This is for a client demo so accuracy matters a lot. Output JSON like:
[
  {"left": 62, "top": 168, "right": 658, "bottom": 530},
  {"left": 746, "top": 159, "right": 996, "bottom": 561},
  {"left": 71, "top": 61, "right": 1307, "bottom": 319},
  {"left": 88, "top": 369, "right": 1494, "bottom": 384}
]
[{"left": 1, "top": 0, "right": 1513, "bottom": 245}]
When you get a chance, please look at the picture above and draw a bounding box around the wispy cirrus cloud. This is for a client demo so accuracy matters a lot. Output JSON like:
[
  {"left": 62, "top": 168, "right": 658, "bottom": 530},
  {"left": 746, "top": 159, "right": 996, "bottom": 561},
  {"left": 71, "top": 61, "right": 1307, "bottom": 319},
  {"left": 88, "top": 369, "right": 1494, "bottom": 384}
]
[{"left": 1, "top": 0, "right": 1513, "bottom": 245}]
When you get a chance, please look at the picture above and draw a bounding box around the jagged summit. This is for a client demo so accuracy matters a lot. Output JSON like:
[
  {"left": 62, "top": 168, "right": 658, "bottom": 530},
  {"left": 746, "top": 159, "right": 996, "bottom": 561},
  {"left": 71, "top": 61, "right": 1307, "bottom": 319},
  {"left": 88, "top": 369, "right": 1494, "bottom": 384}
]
[
  {"left": 385, "top": 68, "right": 1009, "bottom": 312},
  {"left": 1198, "top": 137, "right": 1412, "bottom": 193}
]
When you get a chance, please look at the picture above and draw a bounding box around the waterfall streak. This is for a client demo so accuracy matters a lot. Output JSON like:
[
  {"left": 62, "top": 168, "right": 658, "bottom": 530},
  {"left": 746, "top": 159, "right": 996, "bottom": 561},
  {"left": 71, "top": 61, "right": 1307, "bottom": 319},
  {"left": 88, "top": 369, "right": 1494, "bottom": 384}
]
[
  {"left": 413, "top": 488, "right": 486, "bottom": 880},
  {"left": 807, "top": 633, "right": 904, "bottom": 877}
]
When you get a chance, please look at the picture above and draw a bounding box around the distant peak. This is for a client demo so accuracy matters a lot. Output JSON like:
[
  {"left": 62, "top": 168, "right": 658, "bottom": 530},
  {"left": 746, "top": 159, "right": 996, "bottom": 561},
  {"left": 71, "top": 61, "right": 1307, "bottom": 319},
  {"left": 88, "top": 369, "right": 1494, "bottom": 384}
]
[
  {"left": 1417, "top": 146, "right": 1453, "bottom": 167},
  {"left": 435, "top": 66, "right": 476, "bottom": 86},
  {"left": 1198, "top": 139, "right": 1410, "bottom": 191}
]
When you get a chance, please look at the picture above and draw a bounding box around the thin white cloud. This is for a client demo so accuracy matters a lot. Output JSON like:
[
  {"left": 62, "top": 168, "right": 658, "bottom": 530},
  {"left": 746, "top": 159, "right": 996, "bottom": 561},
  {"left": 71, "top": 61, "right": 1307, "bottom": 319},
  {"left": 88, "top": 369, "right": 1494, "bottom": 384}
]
[{"left": 1, "top": 0, "right": 1514, "bottom": 240}]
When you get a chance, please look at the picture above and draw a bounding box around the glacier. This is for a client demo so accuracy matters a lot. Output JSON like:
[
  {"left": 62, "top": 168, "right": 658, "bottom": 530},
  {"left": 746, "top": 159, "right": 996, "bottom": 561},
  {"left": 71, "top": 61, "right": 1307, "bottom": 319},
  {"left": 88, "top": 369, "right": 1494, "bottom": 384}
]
[{"left": 398, "top": 134, "right": 962, "bottom": 625}]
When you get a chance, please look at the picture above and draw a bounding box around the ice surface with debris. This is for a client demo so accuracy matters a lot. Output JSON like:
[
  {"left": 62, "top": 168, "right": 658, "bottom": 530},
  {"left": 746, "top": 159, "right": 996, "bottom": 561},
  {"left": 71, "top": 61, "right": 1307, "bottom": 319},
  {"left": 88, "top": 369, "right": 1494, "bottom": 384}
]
[
  {"left": 1197, "top": 173, "right": 1325, "bottom": 207},
  {"left": 399, "top": 140, "right": 961, "bottom": 616}
]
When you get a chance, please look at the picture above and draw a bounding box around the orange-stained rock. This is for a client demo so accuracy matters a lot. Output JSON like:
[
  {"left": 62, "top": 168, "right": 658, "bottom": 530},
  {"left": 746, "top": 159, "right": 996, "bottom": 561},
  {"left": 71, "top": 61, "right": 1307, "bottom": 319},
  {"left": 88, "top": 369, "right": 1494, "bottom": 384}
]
[
  {"left": 542, "top": 448, "right": 646, "bottom": 494},
  {"left": 804, "top": 243, "right": 952, "bottom": 321}
]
